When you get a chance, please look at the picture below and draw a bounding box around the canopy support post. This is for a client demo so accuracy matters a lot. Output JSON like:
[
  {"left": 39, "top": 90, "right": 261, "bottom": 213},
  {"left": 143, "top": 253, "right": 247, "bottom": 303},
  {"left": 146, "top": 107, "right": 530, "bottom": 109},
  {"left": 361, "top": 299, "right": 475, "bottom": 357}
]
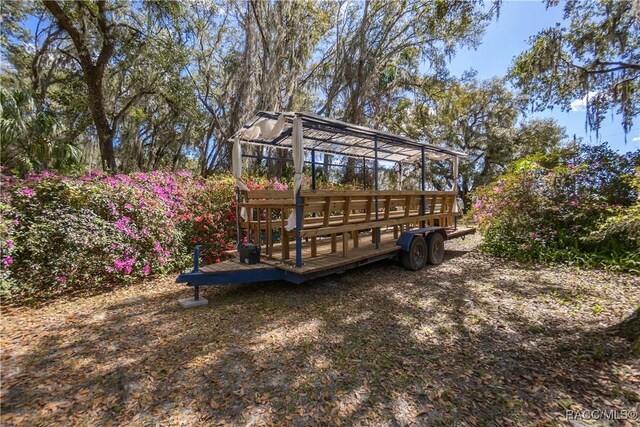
[
  {"left": 295, "top": 118, "right": 304, "bottom": 268},
  {"left": 374, "top": 136, "right": 380, "bottom": 249},
  {"left": 453, "top": 155, "right": 459, "bottom": 230},
  {"left": 421, "top": 147, "right": 426, "bottom": 229},
  {"left": 452, "top": 155, "right": 459, "bottom": 193},
  {"left": 236, "top": 187, "right": 241, "bottom": 247},
  {"left": 295, "top": 192, "right": 302, "bottom": 267},
  {"left": 362, "top": 156, "right": 367, "bottom": 189},
  {"left": 311, "top": 148, "right": 316, "bottom": 190}
]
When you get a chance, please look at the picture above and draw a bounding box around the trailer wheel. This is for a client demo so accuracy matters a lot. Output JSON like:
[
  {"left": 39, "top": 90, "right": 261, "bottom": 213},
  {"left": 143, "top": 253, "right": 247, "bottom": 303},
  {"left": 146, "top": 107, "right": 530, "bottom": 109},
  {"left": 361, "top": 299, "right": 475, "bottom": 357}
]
[
  {"left": 401, "top": 236, "right": 428, "bottom": 271},
  {"left": 427, "top": 232, "right": 445, "bottom": 265}
]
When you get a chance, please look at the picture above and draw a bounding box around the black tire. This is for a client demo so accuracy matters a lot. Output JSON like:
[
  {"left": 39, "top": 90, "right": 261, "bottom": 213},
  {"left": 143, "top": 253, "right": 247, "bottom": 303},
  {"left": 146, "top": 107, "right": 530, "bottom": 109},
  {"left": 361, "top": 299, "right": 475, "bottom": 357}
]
[
  {"left": 427, "top": 232, "right": 445, "bottom": 265},
  {"left": 401, "top": 236, "right": 428, "bottom": 271}
]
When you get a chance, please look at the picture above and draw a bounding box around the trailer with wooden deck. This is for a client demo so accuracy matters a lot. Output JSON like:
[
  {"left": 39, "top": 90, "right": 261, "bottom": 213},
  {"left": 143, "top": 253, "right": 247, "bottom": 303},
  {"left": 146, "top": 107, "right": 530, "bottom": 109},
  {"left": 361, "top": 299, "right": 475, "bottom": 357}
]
[{"left": 176, "top": 112, "right": 475, "bottom": 307}]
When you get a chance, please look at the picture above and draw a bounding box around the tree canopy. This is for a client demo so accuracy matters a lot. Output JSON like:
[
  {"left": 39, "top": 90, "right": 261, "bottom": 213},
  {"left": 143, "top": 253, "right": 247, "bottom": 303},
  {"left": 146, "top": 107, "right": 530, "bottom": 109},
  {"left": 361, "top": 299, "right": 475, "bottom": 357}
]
[
  {"left": 383, "top": 76, "right": 565, "bottom": 205},
  {"left": 0, "top": 0, "right": 592, "bottom": 181},
  {"left": 2, "top": 0, "right": 505, "bottom": 175},
  {"left": 511, "top": 0, "right": 639, "bottom": 136}
]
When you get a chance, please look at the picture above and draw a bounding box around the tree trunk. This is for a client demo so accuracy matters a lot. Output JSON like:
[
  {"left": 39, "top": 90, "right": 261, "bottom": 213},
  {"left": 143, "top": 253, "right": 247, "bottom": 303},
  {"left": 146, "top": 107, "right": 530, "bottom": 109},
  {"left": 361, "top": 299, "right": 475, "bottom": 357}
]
[
  {"left": 172, "top": 143, "right": 183, "bottom": 171},
  {"left": 322, "top": 154, "right": 331, "bottom": 183},
  {"left": 43, "top": 1, "right": 117, "bottom": 172},
  {"left": 609, "top": 308, "right": 640, "bottom": 353},
  {"left": 343, "top": 157, "right": 359, "bottom": 185},
  {"left": 87, "top": 72, "right": 116, "bottom": 172}
]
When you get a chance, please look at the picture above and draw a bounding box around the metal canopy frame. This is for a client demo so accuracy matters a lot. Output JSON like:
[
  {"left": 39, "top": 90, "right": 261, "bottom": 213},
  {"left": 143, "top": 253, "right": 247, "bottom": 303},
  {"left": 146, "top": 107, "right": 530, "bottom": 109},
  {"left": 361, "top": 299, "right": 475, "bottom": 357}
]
[
  {"left": 231, "top": 111, "right": 465, "bottom": 164},
  {"left": 232, "top": 111, "right": 465, "bottom": 268}
]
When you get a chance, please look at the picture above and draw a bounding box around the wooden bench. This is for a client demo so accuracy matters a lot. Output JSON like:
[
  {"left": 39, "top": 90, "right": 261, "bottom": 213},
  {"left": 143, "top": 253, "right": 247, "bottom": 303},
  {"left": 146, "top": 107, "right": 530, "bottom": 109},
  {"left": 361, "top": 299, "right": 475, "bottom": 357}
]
[
  {"left": 240, "top": 189, "right": 457, "bottom": 263},
  {"left": 299, "top": 190, "right": 456, "bottom": 259}
]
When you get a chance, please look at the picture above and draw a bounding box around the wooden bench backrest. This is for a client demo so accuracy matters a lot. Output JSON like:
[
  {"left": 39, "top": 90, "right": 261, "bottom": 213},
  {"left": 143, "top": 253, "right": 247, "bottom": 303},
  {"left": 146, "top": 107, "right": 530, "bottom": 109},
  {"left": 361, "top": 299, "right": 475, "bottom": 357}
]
[
  {"left": 300, "top": 190, "right": 455, "bottom": 229},
  {"left": 242, "top": 189, "right": 292, "bottom": 202},
  {"left": 238, "top": 189, "right": 456, "bottom": 262},
  {"left": 240, "top": 189, "right": 455, "bottom": 228}
]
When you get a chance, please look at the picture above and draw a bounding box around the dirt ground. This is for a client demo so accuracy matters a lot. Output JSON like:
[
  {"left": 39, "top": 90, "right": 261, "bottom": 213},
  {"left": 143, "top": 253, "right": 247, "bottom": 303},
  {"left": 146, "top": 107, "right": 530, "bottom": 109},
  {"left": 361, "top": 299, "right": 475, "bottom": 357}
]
[{"left": 2, "top": 235, "right": 639, "bottom": 426}]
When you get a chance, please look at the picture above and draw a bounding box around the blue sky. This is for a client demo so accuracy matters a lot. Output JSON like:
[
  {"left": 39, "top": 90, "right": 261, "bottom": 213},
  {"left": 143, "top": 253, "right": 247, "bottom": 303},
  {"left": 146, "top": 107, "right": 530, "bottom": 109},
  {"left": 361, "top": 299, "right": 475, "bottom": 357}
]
[{"left": 447, "top": 0, "right": 639, "bottom": 154}]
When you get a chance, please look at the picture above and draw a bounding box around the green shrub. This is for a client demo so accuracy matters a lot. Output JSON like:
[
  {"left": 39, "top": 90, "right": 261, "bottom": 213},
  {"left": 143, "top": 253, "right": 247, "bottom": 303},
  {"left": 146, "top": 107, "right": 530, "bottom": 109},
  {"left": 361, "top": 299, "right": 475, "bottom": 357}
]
[
  {"left": 471, "top": 143, "right": 639, "bottom": 272},
  {"left": 582, "top": 171, "right": 640, "bottom": 269}
]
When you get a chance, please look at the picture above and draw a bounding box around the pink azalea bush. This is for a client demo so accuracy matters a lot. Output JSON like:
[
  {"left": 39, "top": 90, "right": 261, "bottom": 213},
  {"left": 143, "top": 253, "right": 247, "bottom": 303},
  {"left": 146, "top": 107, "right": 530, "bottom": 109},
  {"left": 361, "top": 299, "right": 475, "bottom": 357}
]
[
  {"left": 244, "top": 176, "right": 290, "bottom": 191},
  {"left": 1, "top": 171, "right": 238, "bottom": 299},
  {"left": 471, "top": 143, "right": 639, "bottom": 271}
]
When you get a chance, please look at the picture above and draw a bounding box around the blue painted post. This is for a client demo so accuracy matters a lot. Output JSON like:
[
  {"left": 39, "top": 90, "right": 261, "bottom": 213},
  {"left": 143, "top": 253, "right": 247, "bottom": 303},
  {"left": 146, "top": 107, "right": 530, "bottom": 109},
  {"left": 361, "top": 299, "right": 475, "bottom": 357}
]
[
  {"left": 421, "top": 147, "right": 426, "bottom": 228},
  {"left": 295, "top": 192, "right": 303, "bottom": 267},
  {"left": 311, "top": 149, "right": 316, "bottom": 190},
  {"left": 235, "top": 187, "right": 241, "bottom": 248},
  {"left": 192, "top": 245, "right": 201, "bottom": 272},
  {"left": 190, "top": 248, "right": 200, "bottom": 303},
  {"left": 295, "top": 122, "right": 303, "bottom": 268},
  {"left": 374, "top": 137, "right": 380, "bottom": 249}
]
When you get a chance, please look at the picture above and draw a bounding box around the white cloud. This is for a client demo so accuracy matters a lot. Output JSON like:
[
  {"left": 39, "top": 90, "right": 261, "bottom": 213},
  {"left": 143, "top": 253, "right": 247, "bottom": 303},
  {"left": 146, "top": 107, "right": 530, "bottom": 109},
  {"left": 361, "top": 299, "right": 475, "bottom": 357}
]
[
  {"left": 632, "top": 136, "right": 640, "bottom": 142},
  {"left": 570, "top": 91, "right": 598, "bottom": 112}
]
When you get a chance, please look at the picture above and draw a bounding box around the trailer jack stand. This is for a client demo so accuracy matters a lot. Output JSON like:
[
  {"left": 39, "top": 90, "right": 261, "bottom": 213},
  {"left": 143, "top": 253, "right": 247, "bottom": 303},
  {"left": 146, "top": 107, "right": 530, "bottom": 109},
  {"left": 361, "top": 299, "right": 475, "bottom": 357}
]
[{"left": 178, "top": 285, "right": 208, "bottom": 308}]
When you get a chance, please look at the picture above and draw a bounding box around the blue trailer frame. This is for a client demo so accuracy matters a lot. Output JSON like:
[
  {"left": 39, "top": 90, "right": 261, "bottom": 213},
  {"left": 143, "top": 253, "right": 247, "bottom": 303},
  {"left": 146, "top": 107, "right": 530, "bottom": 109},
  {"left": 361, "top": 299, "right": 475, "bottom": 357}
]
[{"left": 176, "top": 226, "right": 475, "bottom": 304}]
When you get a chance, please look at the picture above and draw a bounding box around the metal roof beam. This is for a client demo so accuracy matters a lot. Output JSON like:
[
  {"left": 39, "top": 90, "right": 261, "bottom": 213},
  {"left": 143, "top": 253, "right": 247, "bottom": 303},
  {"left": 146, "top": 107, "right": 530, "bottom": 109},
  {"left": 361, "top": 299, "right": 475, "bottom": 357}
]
[{"left": 233, "top": 111, "right": 467, "bottom": 162}]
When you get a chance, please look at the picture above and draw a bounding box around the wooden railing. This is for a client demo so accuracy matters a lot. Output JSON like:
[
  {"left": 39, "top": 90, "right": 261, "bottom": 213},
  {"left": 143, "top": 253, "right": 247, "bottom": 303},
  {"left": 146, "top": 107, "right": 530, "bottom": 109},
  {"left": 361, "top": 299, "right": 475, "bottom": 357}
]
[
  {"left": 240, "top": 189, "right": 457, "bottom": 263},
  {"left": 299, "top": 190, "right": 456, "bottom": 259},
  {"left": 240, "top": 190, "right": 294, "bottom": 259}
]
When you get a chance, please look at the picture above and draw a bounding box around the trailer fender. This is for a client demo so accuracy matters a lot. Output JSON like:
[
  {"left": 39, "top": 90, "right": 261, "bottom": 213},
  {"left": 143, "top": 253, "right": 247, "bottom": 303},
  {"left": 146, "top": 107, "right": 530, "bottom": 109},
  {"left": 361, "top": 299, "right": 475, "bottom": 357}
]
[{"left": 396, "top": 227, "right": 445, "bottom": 252}]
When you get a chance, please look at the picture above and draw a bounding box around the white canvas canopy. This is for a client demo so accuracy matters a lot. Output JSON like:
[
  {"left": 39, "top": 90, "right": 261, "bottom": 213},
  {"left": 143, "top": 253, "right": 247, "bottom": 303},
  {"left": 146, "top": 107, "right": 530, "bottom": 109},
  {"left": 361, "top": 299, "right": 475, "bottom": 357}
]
[
  {"left": 232, "top": 137, "right": 249, "bottom": 192},
  {"left": 452, "top": 155, "right": 461, "bottom": 213},
  {"left": 232, "top": 114, "right": 288, "bottom": 222},
  {"left": 285, "top": 117, "right": 304, "bottom": 231}
]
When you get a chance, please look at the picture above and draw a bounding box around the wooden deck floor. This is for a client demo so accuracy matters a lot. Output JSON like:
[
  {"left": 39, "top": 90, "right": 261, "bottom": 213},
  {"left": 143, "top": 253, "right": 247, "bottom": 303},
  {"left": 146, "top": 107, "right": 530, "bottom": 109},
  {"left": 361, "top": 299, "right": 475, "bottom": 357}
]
[
  {"left": 260, "top": 230, "right": 400, "bottom": 274},
  {"left": 200, "top": 227, "right": 474, "bottom": 277},
  {"left": 200, "top": 229, "right": 401, "bottom": 276},
  {"left": 199, "top": 259, "right": 277, "bottom": 274}
]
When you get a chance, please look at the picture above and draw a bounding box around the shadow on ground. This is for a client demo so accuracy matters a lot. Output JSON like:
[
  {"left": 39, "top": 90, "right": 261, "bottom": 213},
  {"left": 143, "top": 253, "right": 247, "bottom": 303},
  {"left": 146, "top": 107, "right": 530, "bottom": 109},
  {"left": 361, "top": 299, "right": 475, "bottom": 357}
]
[{"left": 2, "top": 237, "right": 639, "bottom": 426}]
